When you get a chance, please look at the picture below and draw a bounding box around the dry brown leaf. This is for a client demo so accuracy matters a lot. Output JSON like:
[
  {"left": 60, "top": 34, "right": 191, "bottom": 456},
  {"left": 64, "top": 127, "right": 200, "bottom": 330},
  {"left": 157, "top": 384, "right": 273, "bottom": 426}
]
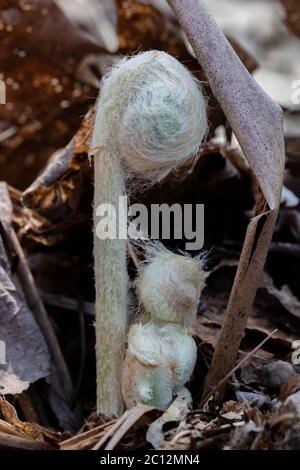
[
  {"left": 281, "top": 0, "right": 300, "bottom": 38},
  {"left": 0, "top": 183, "right": 50, "bottom": 394},
  {"left": 0, "top": 0, "right": 257, "bottom": 193},
  {"left": 18, "top": 110, "right": 94, "bottom": 245},
  {"left": 22, "top": 109, "right": 94, "bottom": 225},
  {"left": 54, "top": 0, "right": 118, "bottom": 52},
  {"left": 0, "top": 432, "right": 54, "bottom": 450},
  {"left": 19, "top": 1, "right": 257, "bottom": 244},
  {"left": 62, "top": 412, "right": 162, "bottom": 451},
  {"left": 146, "top": 396, "right": 189, "bottom": 449},
  {"left": 0, "top": 397, "right": 60, "bottom": 445}
]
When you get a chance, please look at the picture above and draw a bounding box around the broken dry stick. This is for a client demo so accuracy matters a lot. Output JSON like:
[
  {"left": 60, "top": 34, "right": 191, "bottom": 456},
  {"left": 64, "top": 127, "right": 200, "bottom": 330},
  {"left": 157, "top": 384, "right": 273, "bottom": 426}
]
[{"left": 168, "top": 0, "right": 285, "bottom": 399}]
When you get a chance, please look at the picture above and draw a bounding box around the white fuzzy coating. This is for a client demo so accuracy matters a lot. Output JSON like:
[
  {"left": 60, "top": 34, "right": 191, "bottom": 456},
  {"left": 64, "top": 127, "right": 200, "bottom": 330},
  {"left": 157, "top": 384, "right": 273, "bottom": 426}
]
[
  {"left": 92, "top": 50, "right": 207, "bottom": 181},
  {"left": 138, "top": 252, "right": 206, "bottom": 327},
  {"left": 92, "top": 52, "right": 207, "bottom": 416}
]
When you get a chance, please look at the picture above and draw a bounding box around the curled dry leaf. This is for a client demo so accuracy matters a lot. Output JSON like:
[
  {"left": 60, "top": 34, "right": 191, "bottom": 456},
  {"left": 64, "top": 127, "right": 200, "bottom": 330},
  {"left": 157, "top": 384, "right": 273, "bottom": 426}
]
[
  {"left": 19, "top": 0, "right": 257, "bottom": 244},
  {"left": 258, "top": 361, "right": 296, "bottom": 390},
  {"left": 54, "top": 0, "right": 118, "bottom": 52},
  {"left": 0, "top": 183, "right": 50, "bottom": 395},
  {"left": 117, "top": 0, "right": 257, "bottom": 135},
  {"left": 0, "top": 396, "right": 61, "bottom": 446},
  {"left": 20, "top": 109, "right": 94, "bottom": 245},
  {"left": 226, "top": 402, "right": 300, "bottom": 450},
  {"left": 281, "top": 0, "right": 300, "bottom": 38}
]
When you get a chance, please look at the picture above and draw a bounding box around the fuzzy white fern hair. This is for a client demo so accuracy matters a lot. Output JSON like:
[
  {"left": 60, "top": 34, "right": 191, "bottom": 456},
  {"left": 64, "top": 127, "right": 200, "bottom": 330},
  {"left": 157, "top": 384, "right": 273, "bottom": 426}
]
[
  {"left": 92, "top": 50, "right": 207, "bottom": 417},
  {"left": 137, "top": 248, "right": 206, "bottom": 328}
]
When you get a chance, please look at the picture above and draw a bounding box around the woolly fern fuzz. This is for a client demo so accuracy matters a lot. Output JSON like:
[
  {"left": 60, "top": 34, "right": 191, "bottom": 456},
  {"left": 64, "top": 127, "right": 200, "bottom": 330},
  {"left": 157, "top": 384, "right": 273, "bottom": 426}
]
[{"left": 122, "top": 250, "right": 206, "bottom": 410}]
